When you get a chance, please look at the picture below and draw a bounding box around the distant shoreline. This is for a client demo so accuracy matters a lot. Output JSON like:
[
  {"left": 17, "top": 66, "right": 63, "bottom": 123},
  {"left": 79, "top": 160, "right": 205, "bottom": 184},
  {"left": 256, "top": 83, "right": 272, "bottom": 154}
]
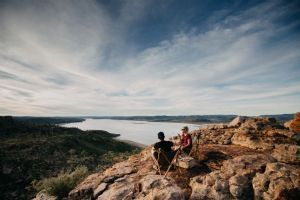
[{"left": 83, "top": 117, "right": 216, "bottom": 125}]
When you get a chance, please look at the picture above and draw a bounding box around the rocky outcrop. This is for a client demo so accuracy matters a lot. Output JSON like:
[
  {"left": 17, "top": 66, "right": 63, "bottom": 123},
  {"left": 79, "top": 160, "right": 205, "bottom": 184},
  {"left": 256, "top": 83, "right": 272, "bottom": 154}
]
[
  {"left": 69, "top": 149, "right": 188, "bottom": 200},
  {"left": 33, "top": 192, "right": 57, "bottom": 200},
  {"left": 196, "top": 129, "right": 234, "bottom": 145},
  {"left": 228, "top": 116, "right": 248, "bottom": 128},
  {"left": 272, "top": 144, "right": 300, "bottom": 164},
  {"left": 231, "top": 131, "right": 274, "bottom": 150},
  {"left": 69, "top": 160, "right": 138, "bottom": 199},
  {"left": 66, "top": 116, "right": 300, "bottom": 200},
  {"left": 291, "top": 113, "right": 300, "bottom": 132},
  {"left": 196, "top": 117, "right": 297, "bottom": 151},
  {"left": 98, "top": 174, "right": 186, "bottom": 200},
  {"left": 68, "top": 172, "right": 103, "bottom": 199},
  {"left": 252, "top": 162, "right": 300, "bottom": 200},
  {"left": 285, "top": 112, "right": 300, "bottom": 133},
  {"left": 189, "top": 154, "right": 275, "bottom": 200},
  {"left": 202, "top": 123, "right": 228, "bottom": 130}
]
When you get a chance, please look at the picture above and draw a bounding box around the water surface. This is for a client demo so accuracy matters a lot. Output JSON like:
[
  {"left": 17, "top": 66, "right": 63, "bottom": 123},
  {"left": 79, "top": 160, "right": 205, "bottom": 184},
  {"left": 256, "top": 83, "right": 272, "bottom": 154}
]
[{"left": 62, "top": 119, "right": 202, "bottom": 145}]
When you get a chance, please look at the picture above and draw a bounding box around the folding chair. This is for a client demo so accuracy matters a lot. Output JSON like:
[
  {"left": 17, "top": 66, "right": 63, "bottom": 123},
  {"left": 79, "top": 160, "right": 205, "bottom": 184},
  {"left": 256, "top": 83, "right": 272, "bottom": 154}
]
[
  {"left": 152, "top": 147, "right": 181, "bottom": 176},
  {"left": 188, "top": 133, "right": 201, "bottom": 158}
]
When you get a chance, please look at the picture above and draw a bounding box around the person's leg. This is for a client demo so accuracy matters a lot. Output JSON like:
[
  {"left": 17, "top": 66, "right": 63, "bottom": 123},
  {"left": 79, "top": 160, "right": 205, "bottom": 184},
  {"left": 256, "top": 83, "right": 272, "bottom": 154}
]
[
  {"left": 151, "top": 147, "right": 158, "bottom": 160},
  {"left": 183, "top": 147, "right": 192, "bottom": 155},
  {"left": 167, "top": 150, "right": 176, "bottom": 160}
]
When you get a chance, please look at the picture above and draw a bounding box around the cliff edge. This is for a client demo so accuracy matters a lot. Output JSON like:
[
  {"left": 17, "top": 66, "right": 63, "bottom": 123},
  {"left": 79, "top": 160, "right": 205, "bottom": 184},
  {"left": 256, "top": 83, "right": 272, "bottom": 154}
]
[{"left": 45, "top": 115, "right": 299, "bottom": 200}]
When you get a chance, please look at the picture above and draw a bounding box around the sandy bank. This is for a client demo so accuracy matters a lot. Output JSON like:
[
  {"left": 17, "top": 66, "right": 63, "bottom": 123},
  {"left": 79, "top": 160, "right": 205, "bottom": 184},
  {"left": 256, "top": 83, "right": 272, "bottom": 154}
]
[{"left": 114, "top": 138, "right": 147, "bottom": 148}]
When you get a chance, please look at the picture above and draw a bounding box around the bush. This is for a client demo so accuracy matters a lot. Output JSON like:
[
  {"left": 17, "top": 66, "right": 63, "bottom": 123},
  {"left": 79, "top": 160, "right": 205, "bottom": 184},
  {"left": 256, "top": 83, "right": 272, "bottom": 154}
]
[{"left": 33, "top": 166, "right": 88, "bottom": 199}]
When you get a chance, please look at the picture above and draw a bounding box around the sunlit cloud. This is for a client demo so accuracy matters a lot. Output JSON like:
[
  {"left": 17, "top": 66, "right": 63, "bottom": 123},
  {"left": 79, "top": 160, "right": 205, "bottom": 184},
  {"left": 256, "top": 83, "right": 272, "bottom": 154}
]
[{"left": 0, "top": 0, "right": 299, "bottom": 116}]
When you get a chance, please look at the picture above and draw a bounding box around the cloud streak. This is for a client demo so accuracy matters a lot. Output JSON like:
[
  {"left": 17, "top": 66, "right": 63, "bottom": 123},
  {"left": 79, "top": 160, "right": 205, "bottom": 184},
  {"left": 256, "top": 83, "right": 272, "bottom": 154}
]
[{"left": 0, "top": 0, "right": 299, "bottom": 116}]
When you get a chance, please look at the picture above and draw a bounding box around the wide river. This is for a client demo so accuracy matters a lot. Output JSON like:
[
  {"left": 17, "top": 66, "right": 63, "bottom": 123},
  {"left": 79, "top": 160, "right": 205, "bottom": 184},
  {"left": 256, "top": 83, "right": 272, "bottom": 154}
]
[{"left": 62, "top": 119, "right": 202, "bottom": 145}]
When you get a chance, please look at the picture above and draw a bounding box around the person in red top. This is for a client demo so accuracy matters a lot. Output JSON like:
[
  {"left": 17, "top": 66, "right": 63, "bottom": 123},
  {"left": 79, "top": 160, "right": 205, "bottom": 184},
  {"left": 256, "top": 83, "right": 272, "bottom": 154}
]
[{"left": 180, "top": 126, "right": 192, "bottom": 154}]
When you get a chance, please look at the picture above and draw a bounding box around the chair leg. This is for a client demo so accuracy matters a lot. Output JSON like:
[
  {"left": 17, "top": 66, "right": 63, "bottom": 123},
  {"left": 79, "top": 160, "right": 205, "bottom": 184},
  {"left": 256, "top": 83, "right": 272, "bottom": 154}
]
[
  {"left": 164, "top": 148, "right": 181, "bottom": 178},
  {"left": 152, "top": 152, "right": 161, "bottom": 175}
]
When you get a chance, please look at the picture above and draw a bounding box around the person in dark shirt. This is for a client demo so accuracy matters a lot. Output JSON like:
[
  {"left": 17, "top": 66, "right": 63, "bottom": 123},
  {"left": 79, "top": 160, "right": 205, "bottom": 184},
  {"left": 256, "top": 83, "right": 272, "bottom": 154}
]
[
  {"left": 154, "top": 132, "right": 173, "bottom": 152},
  {"left": 152, "top": 132, "right": 175, "bottom": 168}
]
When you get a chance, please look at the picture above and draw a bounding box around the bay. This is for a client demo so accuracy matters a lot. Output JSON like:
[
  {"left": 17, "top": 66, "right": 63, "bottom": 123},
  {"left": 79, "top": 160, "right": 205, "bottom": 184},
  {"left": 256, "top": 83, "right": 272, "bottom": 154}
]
[{"left": 62, "top": 118, "right": 202, "bottom": 145}]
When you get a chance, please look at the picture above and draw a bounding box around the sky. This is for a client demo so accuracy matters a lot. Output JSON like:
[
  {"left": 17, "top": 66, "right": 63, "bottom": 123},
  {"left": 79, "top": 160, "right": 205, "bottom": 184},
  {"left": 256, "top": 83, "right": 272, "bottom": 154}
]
[{"left": 0, "top": 0, "right": 300, "bottom": 116}]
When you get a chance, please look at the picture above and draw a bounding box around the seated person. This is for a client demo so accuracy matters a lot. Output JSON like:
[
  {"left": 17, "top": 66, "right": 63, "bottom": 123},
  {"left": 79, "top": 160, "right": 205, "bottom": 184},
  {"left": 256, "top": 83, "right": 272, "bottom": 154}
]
[
  {"left": 152, "top": 132, "right": 175, "bottom": 167},
  {"left": 180, "top": 126, "right": 192, "bottom": 155}
]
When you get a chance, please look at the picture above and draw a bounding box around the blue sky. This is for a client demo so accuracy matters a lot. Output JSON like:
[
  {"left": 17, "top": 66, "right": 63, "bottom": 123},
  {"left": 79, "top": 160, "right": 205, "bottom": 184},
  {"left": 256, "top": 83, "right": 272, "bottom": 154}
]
[{"left": 0, "top": 0, "right": 299, "bottom": 116}]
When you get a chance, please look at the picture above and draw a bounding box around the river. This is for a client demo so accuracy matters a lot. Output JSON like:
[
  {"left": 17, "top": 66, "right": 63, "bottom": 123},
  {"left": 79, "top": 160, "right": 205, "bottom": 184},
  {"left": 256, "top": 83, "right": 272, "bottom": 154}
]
[{"left": 62, "top": 118, "right": 202, "bottom": 145}]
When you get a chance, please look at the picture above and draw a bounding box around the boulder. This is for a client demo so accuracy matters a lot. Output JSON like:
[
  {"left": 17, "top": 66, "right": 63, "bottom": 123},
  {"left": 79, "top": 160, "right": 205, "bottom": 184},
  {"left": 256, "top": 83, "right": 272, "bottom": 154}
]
[
  {"left": 284, "top": 120, "right": 292, "bottom": 129},
  {"left": 265, "top": 129, "right": 296, "bottom": 138},
  {"left": 196, "top": 129, "right": 234, "bottom": 145},
  {"left": 190, "top": 154, "right": 274, "bottom": 200},
  {"left": 97, "top": 175, "right": 136, "bottom": 200},
  {"left": 289, "top": 112, "right": 300, "bottom": 133},
  {"left": 228, "top": 116, "right": 247, "bottom": 128},
  {"left": 69, "top": 172, "right": 103, "bottom": 200},
  {"left": 102, "top": 160, "right": 135, "bottom": 178},
  {"left": 238, "top": 117, "right": 281, "bottom": 131},
  {"left": 136, "top": 175, "right": 187, "bottom": 200},
  {"left": 97, "top": 174, "right": 186, "bottom": 200},
  {"left": 252, "top": 162, "right": 300, "bottom": 200},
  {"left": 231, "top": 132, "right": 274, "bottom": 150},
  {"left": 69, "top": 160, "right": 135, "bottom": 200},
  {"left": 228, "top": 173, "right": 253, "bottom": 199},
  {"left": 190, "top": 171, "right": 231, "bottom": 200},
  {"left": 33, "top": 192, "right": 56, "bottom": 200},
  {"left": 93, "top": 183, "right": 107, "bottom": 198},
  {"left": 175, "top": 156, "right": 198, "bottom": 169},
  {"left": 221, "top": 154, "right": 275, "bottom": 176},
  {"left": 271, "top": 144, "right": 300, "bottom": 164},
  {"left": 204, "top": 124, "right": 228, "bottom": 130}
]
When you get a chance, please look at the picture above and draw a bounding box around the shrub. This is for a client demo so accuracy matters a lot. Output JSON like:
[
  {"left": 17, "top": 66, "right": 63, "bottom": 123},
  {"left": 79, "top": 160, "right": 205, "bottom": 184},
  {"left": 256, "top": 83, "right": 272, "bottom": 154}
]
[{"left": 33, "top": 166, "right": 88, "bottom": 199}]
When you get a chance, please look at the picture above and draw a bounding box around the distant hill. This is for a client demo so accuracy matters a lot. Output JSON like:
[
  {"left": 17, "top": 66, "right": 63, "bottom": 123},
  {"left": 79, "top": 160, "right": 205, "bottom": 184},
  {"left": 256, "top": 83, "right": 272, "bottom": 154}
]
[
  {"left": 90, "top": 115, "right": 238, "bottom": 124},
  {"left": 259, "top": 114, "right": 294, "bottom": 123},
  {"left": 89, "top": 114, "right": 295, "bottom": 124},
  {"left": 14, "top": 116, "right": 85, "bottom": 125}
]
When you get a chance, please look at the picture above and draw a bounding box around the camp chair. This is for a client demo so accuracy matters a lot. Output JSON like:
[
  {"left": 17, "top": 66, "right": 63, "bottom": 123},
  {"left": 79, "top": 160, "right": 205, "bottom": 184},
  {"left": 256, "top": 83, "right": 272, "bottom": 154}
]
[
  {"left": 152, "top": 148, "right": 172, "bottom": 168},
  {"left": 188, "top": 133, "right": 201, "bottom": 158},
  {"left": 152, "top": 147, "right": 181, "bottom": 176}
]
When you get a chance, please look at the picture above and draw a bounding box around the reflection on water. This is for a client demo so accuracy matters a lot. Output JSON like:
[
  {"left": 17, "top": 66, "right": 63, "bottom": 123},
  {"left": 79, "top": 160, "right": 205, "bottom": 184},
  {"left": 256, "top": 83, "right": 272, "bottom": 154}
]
[{"left": 62, "top": 119, "right": 202, "bottom": 145}]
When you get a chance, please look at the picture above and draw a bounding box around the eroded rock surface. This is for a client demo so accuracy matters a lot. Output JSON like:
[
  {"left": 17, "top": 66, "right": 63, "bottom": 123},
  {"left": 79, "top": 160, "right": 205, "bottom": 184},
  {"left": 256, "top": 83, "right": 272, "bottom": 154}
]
[
  {"left": 252, "top": 162, "right": 300, "bottom": 200},
  {"left": 189, "top": 154, "right": 275, "bottom": 200},
  {"left": 67, "top": 116, "right": 300, "bottom": 200},
  {"left": 272, "top": 144, "right": 300, "bottom": 164}
]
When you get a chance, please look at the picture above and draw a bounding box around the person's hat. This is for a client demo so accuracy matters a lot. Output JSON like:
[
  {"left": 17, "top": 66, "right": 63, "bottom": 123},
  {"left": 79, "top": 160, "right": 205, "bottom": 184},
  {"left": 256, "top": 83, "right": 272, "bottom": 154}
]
[{"left": 181, "top": 126, "right": 189, "bottom": 131}]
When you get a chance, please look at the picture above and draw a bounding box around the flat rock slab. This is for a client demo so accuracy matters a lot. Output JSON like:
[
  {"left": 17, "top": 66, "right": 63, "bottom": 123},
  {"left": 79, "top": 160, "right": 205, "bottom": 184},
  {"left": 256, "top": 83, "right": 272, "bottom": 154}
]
[{"left": 175, "top": 156, "right": 198, "bottom": 169}]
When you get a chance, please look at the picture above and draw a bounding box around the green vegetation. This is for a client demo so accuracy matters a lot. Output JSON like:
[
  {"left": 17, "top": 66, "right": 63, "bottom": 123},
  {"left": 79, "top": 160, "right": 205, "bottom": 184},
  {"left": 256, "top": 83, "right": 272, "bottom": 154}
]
[
  {"left": 32, "top": 166, "right": 88, "bottom": 199},
  {"left": 0, "top": 116, "right": 141, "bottom": 199}
]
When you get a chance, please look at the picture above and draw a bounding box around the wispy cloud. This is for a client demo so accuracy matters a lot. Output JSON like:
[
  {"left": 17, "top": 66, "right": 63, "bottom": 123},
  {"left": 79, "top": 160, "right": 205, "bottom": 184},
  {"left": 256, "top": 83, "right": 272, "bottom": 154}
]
[{"left": 0, "top": 0, "right": 299, "bottom": 116}]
